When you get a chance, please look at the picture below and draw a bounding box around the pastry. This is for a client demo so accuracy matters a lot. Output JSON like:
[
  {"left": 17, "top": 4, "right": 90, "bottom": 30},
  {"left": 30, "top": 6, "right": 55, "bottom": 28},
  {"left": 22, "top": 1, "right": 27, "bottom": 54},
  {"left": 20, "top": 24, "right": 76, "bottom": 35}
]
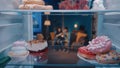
[
  {"left": 78, "top": 46, "right": 96, "bottom": 60},
  {"left": 19, "top": 4, "right": 30, "bottom": 9},
  {"left": 33, "top": 5, "right": 53, "bottom": 10},
  {"left": 19, "top": 4, "right": 53, "bottom": 10},
  {"left": 23, "top": 0, "right": 45, "bottom": 5},
  {"left": 8, "top": 44, "right": 29, "bottom": 61},
  {"left": 87, "top": 36, "right": 112, "bottom": 54},
  {"left": 44, "top": 5, "right": 53, "bottom": 10},
  {"left": 96, "top": 50, "right": 120, "bottom": 64},
  {"left": 9, "top": 50, "right": 29, "bottom": 57},
  {"left": 11, "top": 46, "right": 27, "bottom": 55},
  {"left": 19, "top": 0, "right": 53, "bottom": 10}
]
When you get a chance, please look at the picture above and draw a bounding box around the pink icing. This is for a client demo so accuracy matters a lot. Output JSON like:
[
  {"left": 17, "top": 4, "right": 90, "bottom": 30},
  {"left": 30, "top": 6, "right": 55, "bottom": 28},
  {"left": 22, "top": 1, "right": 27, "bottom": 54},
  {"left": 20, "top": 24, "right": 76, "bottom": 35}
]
[
  {"left": 13, "top": 41, "right": 26, "bottom": 46},
  {"left": 59, "top": 0, "right": 89, "bottom": 10},
  {"left": 87, "top": 36, "right": 112, "bottom": 54}
]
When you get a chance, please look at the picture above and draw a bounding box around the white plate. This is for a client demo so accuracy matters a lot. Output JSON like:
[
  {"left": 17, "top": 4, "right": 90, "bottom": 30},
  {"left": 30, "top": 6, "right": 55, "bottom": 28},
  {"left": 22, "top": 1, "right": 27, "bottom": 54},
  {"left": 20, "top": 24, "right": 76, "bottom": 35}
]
[
  {"left": 26, "top": 41, "right": 48, "bottom": 52},
  {"left": 77, "top": 53, "right": 119, "bottom": 66}
]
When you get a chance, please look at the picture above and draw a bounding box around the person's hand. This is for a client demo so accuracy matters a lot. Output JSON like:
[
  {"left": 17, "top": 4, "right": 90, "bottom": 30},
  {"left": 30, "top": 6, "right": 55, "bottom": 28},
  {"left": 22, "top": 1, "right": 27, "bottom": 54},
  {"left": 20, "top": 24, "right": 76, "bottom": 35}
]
[{"left": 61, "top": 34, "right": 64, "bottom": 37}]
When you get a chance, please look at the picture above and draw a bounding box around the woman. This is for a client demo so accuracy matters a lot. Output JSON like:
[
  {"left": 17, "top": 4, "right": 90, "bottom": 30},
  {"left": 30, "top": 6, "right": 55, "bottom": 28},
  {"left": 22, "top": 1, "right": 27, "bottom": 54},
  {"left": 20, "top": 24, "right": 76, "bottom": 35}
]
[
  {"left": 54, "top": 27, "right": 62, "bottom": 50},
  {"left": 55, "top": 27, "right": 62, "bottom": 40}
]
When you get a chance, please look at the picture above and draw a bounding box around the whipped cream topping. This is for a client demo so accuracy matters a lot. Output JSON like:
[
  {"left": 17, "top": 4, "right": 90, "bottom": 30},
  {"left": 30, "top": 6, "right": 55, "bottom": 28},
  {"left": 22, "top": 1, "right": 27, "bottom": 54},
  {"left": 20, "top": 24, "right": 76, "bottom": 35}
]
[
  {"left": 87, "top": 36, "right": 111, "bottom": 50},
  {"left": 13, "top": 41, "right": 27, "bottom": 46}
]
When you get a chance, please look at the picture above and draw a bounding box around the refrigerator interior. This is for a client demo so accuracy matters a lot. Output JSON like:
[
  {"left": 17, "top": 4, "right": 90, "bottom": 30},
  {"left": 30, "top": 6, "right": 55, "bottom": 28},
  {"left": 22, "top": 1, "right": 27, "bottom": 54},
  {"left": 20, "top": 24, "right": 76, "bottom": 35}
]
[
  {"left": 0, "top": 12, "right": 32, "bottom": 53},
  {"left": 102, "top": 12, "right": 120, "bottom": 51},
  {"left": 0, "top": 11, "right": 120, "bottom": 67}
]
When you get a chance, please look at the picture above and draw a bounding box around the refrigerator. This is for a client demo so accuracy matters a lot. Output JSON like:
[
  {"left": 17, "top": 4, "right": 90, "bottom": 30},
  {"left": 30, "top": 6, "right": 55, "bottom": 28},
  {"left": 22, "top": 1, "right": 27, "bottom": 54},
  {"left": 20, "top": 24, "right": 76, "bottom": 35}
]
[{"left": 0, "top": 0, "right": 120, "bottom": 68}]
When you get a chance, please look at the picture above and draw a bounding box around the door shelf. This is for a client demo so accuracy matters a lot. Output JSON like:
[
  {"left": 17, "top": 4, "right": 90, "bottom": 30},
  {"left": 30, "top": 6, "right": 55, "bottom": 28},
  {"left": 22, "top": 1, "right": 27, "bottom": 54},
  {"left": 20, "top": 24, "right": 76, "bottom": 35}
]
[{"left": 0, "top": 23, "right": 21, "bottom": 27}]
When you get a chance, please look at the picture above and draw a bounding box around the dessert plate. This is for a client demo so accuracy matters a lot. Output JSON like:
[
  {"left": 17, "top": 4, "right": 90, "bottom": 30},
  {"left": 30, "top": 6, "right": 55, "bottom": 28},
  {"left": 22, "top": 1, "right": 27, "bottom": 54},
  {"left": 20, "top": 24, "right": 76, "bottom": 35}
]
[
  {"left": 26, "top": 41, "right": 48, "bottom": 52},
  {"left": 77, "top": 45, "right": 120, "bottom": 66}
]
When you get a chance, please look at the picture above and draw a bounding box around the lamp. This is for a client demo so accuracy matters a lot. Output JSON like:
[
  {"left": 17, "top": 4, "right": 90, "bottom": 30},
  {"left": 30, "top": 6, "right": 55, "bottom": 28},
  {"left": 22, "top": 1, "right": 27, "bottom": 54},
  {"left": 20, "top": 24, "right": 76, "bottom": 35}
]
[
  {"left": 44, "top": 12, "right": 51, "bottom": 40},
  {"left": 74, "top": 24, "right": 78, "bottom": 29},
  {"left": 44, "top": 20, "right": 51, "bottom": 26}
]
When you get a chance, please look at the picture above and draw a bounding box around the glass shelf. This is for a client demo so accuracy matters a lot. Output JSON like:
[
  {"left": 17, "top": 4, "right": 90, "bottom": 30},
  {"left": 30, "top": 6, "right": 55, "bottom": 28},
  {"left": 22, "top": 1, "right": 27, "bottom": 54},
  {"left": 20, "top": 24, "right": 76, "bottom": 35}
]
[
  {"left": 1, "top": 46, "right": 119, "bottom": 67},
  {"left": 0, "top": 10, "right": 120, "bottom": 16},
  {"left": 3, "top": 46, "right": 94, "bottom": 68},
  {"left": 0, "top": 10, "right": 120, "bottom": 13}
]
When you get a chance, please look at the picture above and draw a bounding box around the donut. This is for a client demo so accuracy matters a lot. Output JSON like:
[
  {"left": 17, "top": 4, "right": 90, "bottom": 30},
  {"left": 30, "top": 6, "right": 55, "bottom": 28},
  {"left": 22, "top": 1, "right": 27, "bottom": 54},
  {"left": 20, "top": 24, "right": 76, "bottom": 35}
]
[
  {"left": 96, "top": 50, "right": 120, "bottom": 64},
  {"left": 23, "top": 0, "right": 45, "bottom": 5},
  {"left": 87, "top": 36, "right": 112, "bottom": 54},
  {"left": 78, "top": 46, "right": 96, "bottom": 60}
]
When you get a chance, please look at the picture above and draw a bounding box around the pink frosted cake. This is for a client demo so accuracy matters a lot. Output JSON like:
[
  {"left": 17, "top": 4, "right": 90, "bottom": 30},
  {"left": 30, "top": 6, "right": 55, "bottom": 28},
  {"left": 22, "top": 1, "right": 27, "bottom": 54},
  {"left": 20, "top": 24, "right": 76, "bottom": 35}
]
[
  {"left": 78, "top": 46, "right": 96, "bottom": 60},
  {"left": 87, "top": 36, "right": 112, "bottom": 54}
]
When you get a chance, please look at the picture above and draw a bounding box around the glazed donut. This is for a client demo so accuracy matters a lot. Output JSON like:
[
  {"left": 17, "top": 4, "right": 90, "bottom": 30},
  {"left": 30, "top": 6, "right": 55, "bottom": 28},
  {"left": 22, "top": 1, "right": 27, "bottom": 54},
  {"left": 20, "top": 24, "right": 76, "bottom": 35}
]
[
  {"left": 23, "top": 0, "right": 45, "bottom": 5},
  {"left": 78, "top": 46, "right": 96, "bottom": 60},
  {"left": 96, "top": 50, "right": 120, "bottom": 64},
  {"left": 87, "top": 36, "right": 112, "bottom": 54}
]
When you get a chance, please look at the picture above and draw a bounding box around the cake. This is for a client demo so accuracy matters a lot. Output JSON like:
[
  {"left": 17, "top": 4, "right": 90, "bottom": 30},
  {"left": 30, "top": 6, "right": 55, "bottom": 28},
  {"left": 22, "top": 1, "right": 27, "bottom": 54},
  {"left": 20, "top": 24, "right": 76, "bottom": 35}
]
[
  {"left": 77, "top": 35, "right": 120, "bottom": 64},
  {"left": 19, "top": 4, "right": 53, "bottom": 10},
  {"left": 11, "top": 46, "right": 27, "bottom": 55},
  {"left": 13, "top": 41, "right": 27, "bottom": 46},
  {"left": 11, "top": 41, "right": 28, "bottom": 55},
  {"left": 8, "top": 41, "right": 29, "bottom": 61},
  {"left": 59, "top": 0, "right": 89, "bottom": 10},
  {"left": 87, "top": 36, "right": 112, "bottom": 54},
  {"left": 19, "top": 0, "right": 53, "bottom": 10},
  {"left": 78, "top": 46, "right": 96, "bottom": 60},
  {"left": 23, "top": 0, "right": 45, "bottom": 5},
  {"left": 96, "top": 50, "right": 120, "bottom": 64}
]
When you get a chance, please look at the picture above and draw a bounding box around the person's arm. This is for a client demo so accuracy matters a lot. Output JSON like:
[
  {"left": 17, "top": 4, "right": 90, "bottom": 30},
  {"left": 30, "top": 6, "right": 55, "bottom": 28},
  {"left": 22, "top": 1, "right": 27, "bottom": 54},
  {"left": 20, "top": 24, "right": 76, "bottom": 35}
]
[{"left": 55, "top": 33, "right": 62, "bottom": 38}]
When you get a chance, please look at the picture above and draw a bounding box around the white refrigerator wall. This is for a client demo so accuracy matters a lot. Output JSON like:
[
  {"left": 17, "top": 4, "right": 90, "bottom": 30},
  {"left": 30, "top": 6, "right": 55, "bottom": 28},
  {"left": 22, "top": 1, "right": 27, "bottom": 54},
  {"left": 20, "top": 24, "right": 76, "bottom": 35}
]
[
  {"left": 0, "top": 13, "right": 23, "bottom": 51},
  {"left": 103, "top": 13, "right": 120, "bottom": 50},
  {"left": 0, "top": 13, "right": 33, "bottom": 52}
]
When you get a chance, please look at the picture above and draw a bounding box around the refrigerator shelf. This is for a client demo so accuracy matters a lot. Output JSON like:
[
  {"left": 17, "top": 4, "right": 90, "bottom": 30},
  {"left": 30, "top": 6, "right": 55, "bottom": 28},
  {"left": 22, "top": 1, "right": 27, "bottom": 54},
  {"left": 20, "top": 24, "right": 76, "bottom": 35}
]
[
  {"left": 0, "top": 10, "right": 120, "bottom": 13},
  {"left": 0, "top": 23, "right": 21, "bottom": 27}
]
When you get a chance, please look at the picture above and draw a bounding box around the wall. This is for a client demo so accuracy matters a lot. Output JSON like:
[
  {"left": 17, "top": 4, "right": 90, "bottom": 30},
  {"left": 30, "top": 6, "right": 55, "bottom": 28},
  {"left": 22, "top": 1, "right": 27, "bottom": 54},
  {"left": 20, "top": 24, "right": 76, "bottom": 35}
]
[{"left": 42, "top": 13, "right": 92, "bottom": 40}]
